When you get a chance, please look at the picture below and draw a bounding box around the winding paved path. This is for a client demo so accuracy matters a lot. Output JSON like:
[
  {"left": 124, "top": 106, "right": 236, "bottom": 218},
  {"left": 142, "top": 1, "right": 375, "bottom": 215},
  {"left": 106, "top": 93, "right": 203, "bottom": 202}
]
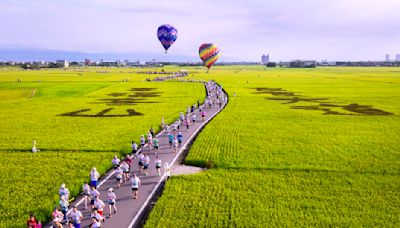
[{"left": 48, "top": 81, "right": 227, "bottom": 228}]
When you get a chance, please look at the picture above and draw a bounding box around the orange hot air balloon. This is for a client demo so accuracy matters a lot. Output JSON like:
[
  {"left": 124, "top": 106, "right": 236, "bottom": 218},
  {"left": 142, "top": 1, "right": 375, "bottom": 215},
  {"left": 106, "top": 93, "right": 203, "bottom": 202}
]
[{"left": 199, "top": 43, "right": 220, "bottom": 72}]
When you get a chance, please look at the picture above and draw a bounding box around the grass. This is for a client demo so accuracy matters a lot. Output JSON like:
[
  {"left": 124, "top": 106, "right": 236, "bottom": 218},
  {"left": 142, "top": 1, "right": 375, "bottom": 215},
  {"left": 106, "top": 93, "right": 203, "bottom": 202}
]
[
  {"left": 0, "top": 67, "right": 205, "bottom": 227},
  {"left": 145, "top": 66, "right": 400, "bottom": 227}
]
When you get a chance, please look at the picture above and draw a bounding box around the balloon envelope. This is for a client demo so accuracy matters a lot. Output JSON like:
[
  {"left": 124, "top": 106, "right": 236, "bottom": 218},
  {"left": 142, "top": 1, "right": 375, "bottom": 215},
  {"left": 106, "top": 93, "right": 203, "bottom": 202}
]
[
  {"left": 199, "top": 43, "right": 220, "bottom": 69},
  {"left": 157, "top": 24, "right": 178, "bottom": 52}
]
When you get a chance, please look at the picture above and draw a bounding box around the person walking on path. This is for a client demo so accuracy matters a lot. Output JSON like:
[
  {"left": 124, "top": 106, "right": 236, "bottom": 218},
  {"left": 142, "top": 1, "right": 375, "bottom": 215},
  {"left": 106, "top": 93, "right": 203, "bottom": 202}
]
[
  {"left": 82, "top": 182, "right": 90, "bottom": 209},
  {"left": 59, "top": 183, "right": 70, "bottom": 201},
  {"left": 172, "top": 136, "right": 178, "bottom": 153},
  {"left": 27, "top": 214, "right": 39, "bottom": 228},
  {"left": 89, "top": 186, "right": 100, "bottom": 210},
  {"left": 68, "top": 206, "right": 82, "bottom": 228},
  {"left": 201, "top": 110, "right": 206, "bottom": 121},
  {"left": 177, "top": 131, "right": 183, "bottom": 147},
  {"left": 155, "top": 156, "right": 162, "bottom": 176},
  {"left": 59, "top": 195, "right": 69, "bottom": 223},
  {"left": 89, "top": 209, "right": 102, "bottom": 227},
  {"left": 153, "top": 137, "right": 160, "bottom": 152},
  {"left": 137, "top": 152, "right": 145, "bottom": 174},
  {"left": 51, "top": 207, "right": 63, "bottom": 228},
  {"left": 168, "top": 132, "right": 174, "bottom": 149},
  {"left": 185, "top": 116, "right": 190, "bottom": 132},
  {"left": 131, "top": 141, "right": 138, "bottom": 154},
  {"left": 147, "top": 132, "right": 153, "bottom": 150},
  {"left": 125, "top": 154, "right": 133, "bottom": 170},
  {"left": 140, "top": 135, "right": 146, "bottom": 149},
  {"left": 90, "top": 168, "right": 100, "bottom": 188},
  {"left": 143, "top": 154, "right": 151, "bottom": 176},
  {"left": 112, "top": 155, "right": 120, "bottom": 169},
  {"left": 114, "top": 165, "right": 123, "bottom": 188},
  {"left": 107, "top": 188, "right": 117, "bottom": 218},
  {"left": 93, "top": 197, "right": 106, "bottom": 222},
  {"left": 131, "top": 173, "right": 141, "bottom": 199},
  {"left": 120, "top": 161, "right": 130, "bottom": 182}
]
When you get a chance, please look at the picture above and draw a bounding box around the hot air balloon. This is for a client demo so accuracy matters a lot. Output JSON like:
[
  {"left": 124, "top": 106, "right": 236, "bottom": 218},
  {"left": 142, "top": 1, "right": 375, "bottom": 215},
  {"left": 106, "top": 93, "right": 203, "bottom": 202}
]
[
  {"left": 157, "top": 24, "right": 178, "bottom": 53},
  {"left": 199, "top": 43, "right": 220, "bottom": 72}
]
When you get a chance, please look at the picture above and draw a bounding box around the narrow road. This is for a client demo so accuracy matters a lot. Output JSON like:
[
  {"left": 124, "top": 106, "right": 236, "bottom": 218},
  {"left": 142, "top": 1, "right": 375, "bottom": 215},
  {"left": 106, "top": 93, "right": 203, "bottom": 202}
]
[{"left": 48, "top": 81, "right": 227, "bottom": 228}]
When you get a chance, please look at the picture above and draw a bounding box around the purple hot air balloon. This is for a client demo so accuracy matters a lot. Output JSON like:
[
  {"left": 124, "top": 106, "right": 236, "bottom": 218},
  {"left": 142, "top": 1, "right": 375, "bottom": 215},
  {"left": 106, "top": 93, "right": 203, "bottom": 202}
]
[{"left": 157, "top": 24, "right": 178, "bottom": 53}]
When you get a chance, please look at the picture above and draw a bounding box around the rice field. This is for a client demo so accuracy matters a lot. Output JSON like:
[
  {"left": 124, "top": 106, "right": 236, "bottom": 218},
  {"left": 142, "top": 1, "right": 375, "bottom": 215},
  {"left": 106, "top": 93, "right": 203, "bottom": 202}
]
[
  {"left": 145, "top": 66, "right": 400, "bottom": 227},
  {"left": 0, "top": 67, "right": 205, "bottom": 226}
]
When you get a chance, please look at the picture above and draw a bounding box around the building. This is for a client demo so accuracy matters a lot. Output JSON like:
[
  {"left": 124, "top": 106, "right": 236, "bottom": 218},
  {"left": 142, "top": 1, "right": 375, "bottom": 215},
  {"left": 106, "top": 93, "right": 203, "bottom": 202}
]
[
  {"left": 288, "top": 60, "right": 316, "bottom": 68},
  {"left": 385, "top": 54, "right": 390, "bottom": 62},
  {"left": 261, "top": 54, "right": 270, "bottom": 64},
  {"left": 396, "top": 54, "right": 400, "bottom": 62},
  {"left": 56, "top": 60, "right": 69, "bottom": 68}
]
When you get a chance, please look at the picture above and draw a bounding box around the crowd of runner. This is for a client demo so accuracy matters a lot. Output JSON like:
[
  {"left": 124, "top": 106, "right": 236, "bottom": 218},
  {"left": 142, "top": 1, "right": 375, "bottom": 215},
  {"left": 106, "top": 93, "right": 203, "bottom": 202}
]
[{"left": 27, "top": 81, "right": 224, "bottom": 228}]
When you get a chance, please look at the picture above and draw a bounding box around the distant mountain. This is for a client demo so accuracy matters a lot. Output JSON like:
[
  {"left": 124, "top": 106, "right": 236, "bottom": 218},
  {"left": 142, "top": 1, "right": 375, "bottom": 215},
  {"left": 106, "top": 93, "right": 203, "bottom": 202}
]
[{"left": 0, "top": 47, "right": 240, "bottom": 62}]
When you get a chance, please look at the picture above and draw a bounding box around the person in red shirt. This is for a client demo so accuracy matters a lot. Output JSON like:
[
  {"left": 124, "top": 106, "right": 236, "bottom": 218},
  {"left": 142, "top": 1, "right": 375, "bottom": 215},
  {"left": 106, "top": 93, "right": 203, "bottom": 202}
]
[{"left": 26, "top": 214, "right": 38, "bottom": 228}]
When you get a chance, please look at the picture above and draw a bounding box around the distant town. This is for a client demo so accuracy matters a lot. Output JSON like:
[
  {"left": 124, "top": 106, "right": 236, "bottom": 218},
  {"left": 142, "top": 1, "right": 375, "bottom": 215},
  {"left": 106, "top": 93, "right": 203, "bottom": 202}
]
[{"left": 1, "top": 53, "right": 400, "bottom": 69}]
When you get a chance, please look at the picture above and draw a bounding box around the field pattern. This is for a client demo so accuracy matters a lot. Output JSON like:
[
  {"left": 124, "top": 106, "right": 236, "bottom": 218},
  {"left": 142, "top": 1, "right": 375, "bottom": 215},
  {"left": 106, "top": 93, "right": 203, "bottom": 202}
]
[
  {"left": 146, "top": 67, "right": 400, "bottom": 227},
  {"left": 0, "top": 67, "right": 205, "bottom": 226}
]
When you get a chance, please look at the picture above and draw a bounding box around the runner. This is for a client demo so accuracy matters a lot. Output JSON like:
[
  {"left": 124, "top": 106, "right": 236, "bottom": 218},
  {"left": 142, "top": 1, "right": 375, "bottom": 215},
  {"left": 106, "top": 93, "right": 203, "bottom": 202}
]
[
  {"left": 172, "top": 136, "right": 178, "bottom": 153},
  {"left": 89, "top": 209, "right": 102, "bottom": 227},
  {"left": 114, "top": 165, "right": 123, "bottom": 188},
  {"left": 191, "top": 113, "right": 197, "bottom": 124},
  {"left": 155, "top": 156, "right": 162, "bottom": 176},
  {"left": 131, "top": 173, "right": 141, "bottom": 199},
  {"left": 51, "top": 207, "right": 63, "bottom": 228},
  {"left": 147, "top": 132, "right": 153, "bottom": 150},
  {"left": 58, "top": 183, "right": 70, "bottom": 201},
  {"left": 107, "top": 188, "right": 117, "bottom": 218},
  {"left": 93, "top": 197, "right": 106, "bottom": 222},
  {"left": 112, "top": 155, "right": 120, "bottom": 169},
  {"left": 150, "top": 127, "right": 155, "bottom": 137},
  {"left": 177, "top": 131, "right": 183, "bottom": 147},
  {"left": 137, "top": 152, "right": 145, "bottom": 174},
  {"left": 179, "top": 112, "right": 185, "bottom": 123},
  {"left": 89, "top": 217, "right": 101, "bottom": 228},
  {"left": 143, "top": 154, "right": 151, "bottom": 176},
  {"left": 120, "top": 161, "right": 130, "bottom": 182},
  {"left": 59, "top": 195, "right": 69, "bottom": 223},
  {"left": 201, "top": 110, "right": 206, "bottom": 121},
  {"left": 82, "top": 182, "right": 91, "bottom": 209},
  {"left": 26, "top": 214, "right": 38, "bottom": 228},
  {"left": 68, "top": 206, "right": 83, "bottom": 228},
  {"left": 164, "top": 162, "right": 171, "bottom": 179},
  {"left": 185, "top": 116, "right": 190, "bottom": 131},
  {"left": 89, "top": 185, "right": 100, "bottom": 210},
  {"left": 153, "top": 137, "right": 159, "bottom": 151},
  {"left": 90, "top": 167, "right": 100, "bottom": 188},
  {"left": 168, "top": 132, "right": 174, "bottom": 149},
  {"left": 131, "top": 141, "right": 138, "bottom": 154},
  {"left": 125, "top": 154, "right": 133, "bottom": 170},
  {"left": 140, "top": 135, "right": 146, "bottom": 148},
  {"left": 176, "top": 118, "right": 181, "bottom": 130}
]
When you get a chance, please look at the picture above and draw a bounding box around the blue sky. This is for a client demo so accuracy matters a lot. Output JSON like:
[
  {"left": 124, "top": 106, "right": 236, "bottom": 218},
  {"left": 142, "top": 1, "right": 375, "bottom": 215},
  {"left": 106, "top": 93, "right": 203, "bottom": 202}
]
[{"left": 1, "top": 0, "right": 399, "bottom": 61}]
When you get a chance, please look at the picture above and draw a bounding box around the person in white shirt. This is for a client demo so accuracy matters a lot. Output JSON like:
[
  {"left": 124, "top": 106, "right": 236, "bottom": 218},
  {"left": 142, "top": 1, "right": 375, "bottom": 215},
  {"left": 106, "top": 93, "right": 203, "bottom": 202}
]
[
  {"left": 89, "top": 186, "right": 100, "bottom": 210},
  {"left": 93, "top": 198, "right": 105, "bottom": 222},
  {"left": 120, "top": 161, "right": 130, "bottom": 182},
  {"left": 111, "top": 155, "right": 120, "bottom": 169},
  {"left": 131, "top": 141, "right": 138, "bottom": 154},
  {"left": 82, "top": 182, "right": 91, "bottom": 210},
  {"left": 68, "top": 206, "right": 82, "bottom": 228},
  {"left": 155, "top": 156, "right": 162, "bottom": 176},
  {"left": 143, "top": 155, "right": 151, "bottom": 176},
  {"left": 59, "top": 195, "right": 69, "bottom": 223},
  {"left": 90, "top": 167, "right": 100, "bottom": 188},
  {"left": 107, "top": 188, "right": 117, "bottom": 218},
  {"left": 90, "top": 209, "right": 102, "bottom": 227},
  {"left": 114, "top": 165, "right": 123, "bottom": 188},
  {"left": 59, "top": 183, "right": 70, "bottom": 201},
  {"left": 131, "top": 173, "right": 141, "bottom": 199}
]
